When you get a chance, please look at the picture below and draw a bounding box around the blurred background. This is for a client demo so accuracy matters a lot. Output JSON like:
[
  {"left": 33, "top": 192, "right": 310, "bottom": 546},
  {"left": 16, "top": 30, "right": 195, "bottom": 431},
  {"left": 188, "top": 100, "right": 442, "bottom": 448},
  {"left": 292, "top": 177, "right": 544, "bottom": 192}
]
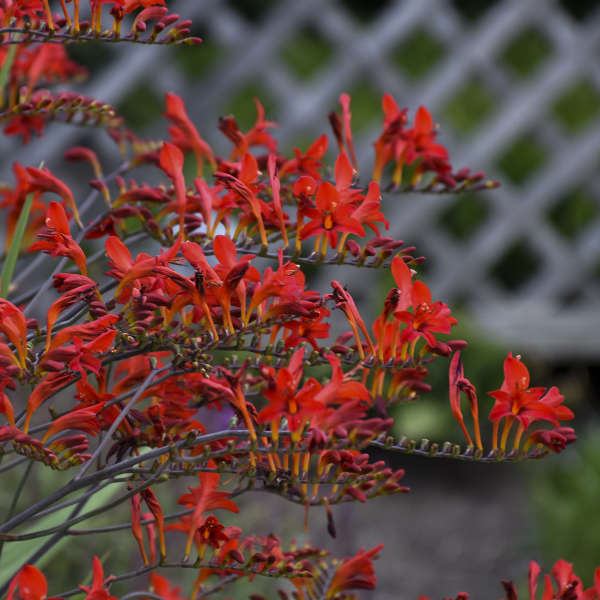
[{"left": 3, "top": 0, "right": 600, "bottom": 597}]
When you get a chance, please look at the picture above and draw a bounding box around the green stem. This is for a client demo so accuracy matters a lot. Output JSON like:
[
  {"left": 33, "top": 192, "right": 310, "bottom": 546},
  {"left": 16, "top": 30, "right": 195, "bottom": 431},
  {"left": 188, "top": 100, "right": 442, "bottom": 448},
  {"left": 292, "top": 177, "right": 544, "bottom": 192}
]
[{"left": 0, "top": 44, "right": 16, "bottom": 107}]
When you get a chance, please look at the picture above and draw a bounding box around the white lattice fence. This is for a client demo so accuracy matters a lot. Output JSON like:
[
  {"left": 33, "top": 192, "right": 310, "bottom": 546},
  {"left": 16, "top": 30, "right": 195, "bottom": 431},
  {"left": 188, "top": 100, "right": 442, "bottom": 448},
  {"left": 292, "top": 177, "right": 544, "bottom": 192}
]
[{"left": 3, "top": 0, "right": 600, "bottom": 358}]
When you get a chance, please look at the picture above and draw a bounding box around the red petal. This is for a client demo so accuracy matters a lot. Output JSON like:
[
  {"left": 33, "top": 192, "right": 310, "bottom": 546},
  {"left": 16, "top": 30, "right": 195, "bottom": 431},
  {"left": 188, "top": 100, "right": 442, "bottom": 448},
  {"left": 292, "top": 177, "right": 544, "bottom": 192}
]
[
  {"left": 316, "top": 181, "right": 338, "bottom": 211},
  {"left": 503, "top": 353, "right": 530, "bottom": 391},
  {"left": 106, "top": 235, "right": 132, "bottom": 271},
  {"left": 46, "top": 201, "right": 70, "bottom": 235},
  {"left": 414, "top": 106, "right": 433, "bottom": 135},
  {"left": 306, "top": 133, "right": 328, "bottom": 158},
  {"left": 412, "top": 280, "right": 432, "bottom": 306},
  {"left": 213, "top": 235, "right": 237, "bottom": 268},
  {"left": 390, "top": 257, "right": 413, "bottom": 307},
  {"left": 382, "top": 93, "right": 400, "bottom": 118},
  {"left": 334, "top": 152, "right": 353, "bottom": 190},
  {"left": 17, "top": 566, "right": 47, "bottom": 600},
  {"left": 239, "top": 152, "right": 258, "bottom": 184},
  {"left": 159, "top": 142, "right": 184, "bottom": 178}
]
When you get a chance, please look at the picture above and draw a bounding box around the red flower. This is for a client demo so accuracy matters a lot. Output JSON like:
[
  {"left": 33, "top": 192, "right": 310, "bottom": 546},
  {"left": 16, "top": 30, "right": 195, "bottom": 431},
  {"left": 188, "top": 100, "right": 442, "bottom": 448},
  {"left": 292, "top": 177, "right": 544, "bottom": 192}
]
[
  {"left": 257, "top": 347, "right": 324, "bottom": 438},
  {"left": 46, "top": 314, "right": 119, "bottom": 353},
  {"left": 488, "top": 354, "right": 574, "bottom": 432},
  {"left": 245, "top": 251, "right": 305, "bottom": 324},
  {"left": 4, "top": 113, "right": 46, "bottom": 144},
  {"left": 149, "top": 573, "right": 186, "bottom": 600},
  {"left": 279, "top": 134, "right": 328, "bottom": 179},
  {"left": 350, "top": 181, "right": 389, "bottom": 236},
  {"left": 29, "top": 202, "right": 87, "bottom": 275},
  {"left": 44, "top": 281, "right": 98, "bottom": 351},
  {"left": 26, "top": 167, "right": 81, "bottom": 227},
  {"left": 0, "top": 299, "right": 28, "bottom": 370},
  {"left": 108, "top": 234, "right": 182, "bottom": 301},
  {"left": 214, "top": 153, "right": 269, "bottom": 248},
  {"left": 159, "top": 141, "right": 187, "bottom": 232},
  {"left": 527, "top": 559, "right": 584, "bottom": 600},
  {"left": 405, "top": 106, "right": 449, "bottom": 166},
  {"left": 487, "top": 354, "right": 575, "bottom": 452},
  {"left": 325, "top": 545, "right": 383, "bottom": 598},
  {"left": 181, "top": 236, "right": 259, "bottom": 334},
  {"left": 175, "top": 470, "right": 239, "bottom": 560},
  {"left": 78, "top": 557, "right": 117, "bottom": 600},
  {"left": 300, "top": 153, "right": 367, "bottom": 253},
  {"left": 164, "top": 92, "right": 215, "bottom": 174},
  {"left": 373, "top": 94, "right": 408, "bottom": 182},
  {"left": 41, "top": 403, "right": 104, "bottom": 443},
  {"left": 48, "top": 330, "right": 117, "bottom": 378},
  {"left": 314, "top": 353, "right": 371, "bottom": 408},
  {"left": 219, "top": 98, "right": 277, "bottom": 160},
  {"left": 394, "top": 279, "right": 457, "bottom": 347},
  {"left": 301, "top": 181, "right": 364, "bottom": 251},
  {"left": 23, "top": 372, "right": 78, "bottom": 433},
  {"left": 282, "top": 305, "right": 330, "bottom": 350},
  {"left": 166, "top": 515, "right": 237, "bottom": 560},
  {"left": 372, "top": 96, "right": 450, "bottom": 186},
  {"left": 195, "top": 515, "right": 231, "bottom": 549}
]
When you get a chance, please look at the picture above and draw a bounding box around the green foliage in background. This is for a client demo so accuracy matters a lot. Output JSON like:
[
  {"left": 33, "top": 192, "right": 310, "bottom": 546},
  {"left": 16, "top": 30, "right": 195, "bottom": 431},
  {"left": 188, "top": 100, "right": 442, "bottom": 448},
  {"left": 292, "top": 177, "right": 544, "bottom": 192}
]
[{"left": 530, "top": 433, "right": 600, "bottom": 584}]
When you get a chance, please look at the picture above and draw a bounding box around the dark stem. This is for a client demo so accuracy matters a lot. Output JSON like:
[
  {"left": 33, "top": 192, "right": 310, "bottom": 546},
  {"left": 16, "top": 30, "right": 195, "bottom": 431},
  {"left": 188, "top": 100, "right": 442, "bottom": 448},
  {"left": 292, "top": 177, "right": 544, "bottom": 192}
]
[
  {"left": 0, "top": 429, "right": 254, "bottom": 534},
  {"left": 0, "top": 459, "right": 34, "bottom": 559},
  {"left": 2, "top": 469, "right": 167, "bottom": 541},
  {"left": 0, "top": 481, "right": 104, "bottom": 597},
  {"left": 26, "top": 478, "right": 118, "bottom": 522},
  {"left": 65, "top": 508, "right": 192, "bottom": 535}
]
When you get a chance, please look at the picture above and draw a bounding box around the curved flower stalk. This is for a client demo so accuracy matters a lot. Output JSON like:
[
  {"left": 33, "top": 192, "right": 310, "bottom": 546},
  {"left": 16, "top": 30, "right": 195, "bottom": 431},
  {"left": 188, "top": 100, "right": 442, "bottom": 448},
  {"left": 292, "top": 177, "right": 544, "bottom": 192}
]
[
  {"left": 0, "top": 91, "right": 126, "bottom": 144},
  {"left": 0, "top": 3, "right": 202, "bottom": 44},
  {"left": 0, "top": 36, "right": 131, "bottom": 144}
]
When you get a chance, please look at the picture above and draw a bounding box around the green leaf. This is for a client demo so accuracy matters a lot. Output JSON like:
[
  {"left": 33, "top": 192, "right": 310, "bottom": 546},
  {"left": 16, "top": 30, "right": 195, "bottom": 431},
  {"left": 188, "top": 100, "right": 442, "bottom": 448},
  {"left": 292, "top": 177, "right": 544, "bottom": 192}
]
[
  {"left": 1, "top": 193, "right": 34, "bottom": 298},
  {"left": 0, "top": 45, "right": 17, "bottom": 100}
]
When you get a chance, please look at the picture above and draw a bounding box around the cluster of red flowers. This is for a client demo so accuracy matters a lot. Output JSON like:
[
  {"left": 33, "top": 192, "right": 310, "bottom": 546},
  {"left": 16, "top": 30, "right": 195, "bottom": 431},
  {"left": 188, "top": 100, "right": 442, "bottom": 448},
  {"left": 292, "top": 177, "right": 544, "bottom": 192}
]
[
  {"left": 0, "top": 10, "right": 587, "bottom": 599},
  {"left": 9, "top": 554, "right": 600, "bottom": 600},
  {"left": 420, "top": 559, "right": 600, "bottom": 600},
  {"left": 0, "top": 0, "right": 194, "bottom": 35},
  {"left": 0, "top": 1, "right": 200, "bottom": 144}
]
